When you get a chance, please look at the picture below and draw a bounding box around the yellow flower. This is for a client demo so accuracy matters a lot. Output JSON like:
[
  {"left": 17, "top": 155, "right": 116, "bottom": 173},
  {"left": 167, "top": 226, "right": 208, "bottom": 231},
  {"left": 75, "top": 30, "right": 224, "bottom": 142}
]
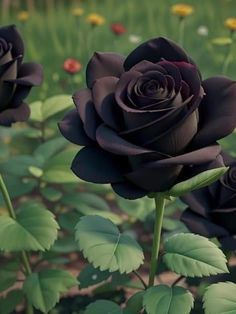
[
  {"left": 17, "top": 11, "right": 29, "bottom": 22},
  {"left": 86, "top": 13, "right": 105, "bottom": 26},
  {"left": 171, "top": 4, "right": 194, "bottom": 18},
  {"left": 71, "top": 7, "right": 84, "bottom": 17},
  {"left": 225, "top": 18, "right": 236, "bottom": 31}
]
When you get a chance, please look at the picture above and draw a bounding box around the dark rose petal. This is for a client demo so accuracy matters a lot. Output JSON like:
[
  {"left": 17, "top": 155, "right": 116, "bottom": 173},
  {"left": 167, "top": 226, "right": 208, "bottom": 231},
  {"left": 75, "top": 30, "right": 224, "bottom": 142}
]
[
  {"left": 9, "top": 85, "right": 31, "bottom": 108},
  {"left": 7, "top": 62, "right": 43, "bottom": 86},
  {"left": 159, "top": 61, "right": 182, "bottom": 91},
  {"left": 0, "top": 59, "right": 18, "bottom": 110},
  {"left": 124, "top": 37, "right": 191, "bottom": 71},
  {"left": 212, "top": 208, "right": 236, "bottom": 234},
  {"left": 58, "top": 109, "right": 93, "bottom": 146},
  {"left": 0, "top": 25, "right": 24, "bottom": 60},
  {"left": 96, "top": 124, "right": 155, "bottom": 155},
  {"left": 0, "top": 48, "right": 13, "bottom": 65},
  {"left": 181, "top": 189, "right": 211, "bottom": 217},
  {"left": 181, "top": 209, "right": 229, "bottom": 238},
  {"left": 73, "top": 88, "right": 100, "bottom": 140},
  {"left": 144, "top": 145, "right": 221, "bottom": 166},
  {"left": 92, "top": 76, "right": 122, "bottom": 130},
  {"left": 111, "top": 181, "right": 147, "bottom": 199},
  {"left": 143, "top": 110, "right": 198, "bottom": 155},
  {"left": 174, "top": 62, "right": 201, "bottom": 95},
  {"left": 71, "top": 146, "right": 126, "bottom": 183},
  {"left": 86, "top": 52, "right": 125, "bottom": 88},
  {"left": 192, "top": 76, "right": 236, "bottom": 148},
  {"left": 130, "top": 60, "right": 167, "bottom": 74},
  {"left": 220, "top": 236, "right": 236, "bottom": 250},
  {"left": 126, "top": 163, "right": 182, "bottom": 191},
  {"left": 0, "top": 102, "right": 29, "bottom": 126}
]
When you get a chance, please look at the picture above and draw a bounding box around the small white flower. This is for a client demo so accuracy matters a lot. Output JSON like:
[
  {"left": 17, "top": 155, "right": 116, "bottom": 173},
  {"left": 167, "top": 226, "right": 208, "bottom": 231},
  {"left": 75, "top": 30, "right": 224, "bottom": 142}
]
[
  {"left": 197, "top": 25, "right": 209, "bottom": 36},
  {"left": 129, "top": 34, "right": 142, "bottom": 44}
]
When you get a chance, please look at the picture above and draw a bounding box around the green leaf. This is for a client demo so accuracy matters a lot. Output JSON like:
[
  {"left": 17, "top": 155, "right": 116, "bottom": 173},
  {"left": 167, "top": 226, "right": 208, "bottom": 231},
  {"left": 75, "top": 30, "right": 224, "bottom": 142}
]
[
  {"left": 125, "top": 291, "right": 145, "bottom": 314},
  {"left": 62, "top": 192, "right": 110, "bottom": 212},
  {"left": 28, "top": 166, "right": 43, "bottom": 178},
  {"left": 0, "top": 155, "right": 42, "bottom": 177},
  {"left": 85, "top": 300, "right": 122, "bottom": 314},
  {"left": 163, "top": 233, "right": 228, "bottom": 277},
  {"left": 51, "top": 236, "right": 79, "bottom": 253},
  {"left": 42, "top": 149, "right": 78, "bottom": 183},
  {"left": 117, "top": 196, "right": 154, "bottom": 221},
  {"left": 75, "top": 215, "right": 144, "bottom": 273},
  {"left": 212, "top": 37, "right": 233, "bottom": 46},
  {"left": 23, "top": 269, "right": 78, "bottom": 313},
  {"left": 78, "top": 264, "right": 111, "bottom": 289},
  {"left": 30, "top": 95, "right": 73, "bottom": 122},
  {"left": 143, "top": 285, "right": 193, "bottom": 314},
  {"left": 203, "top": 282, "right": 236, "bottom": 314},
  {"left": 30, "top": 100, "right": 43, "bottom": 122},
  {"left": 0, "top": 176, "right": 37, "bottom": 200},
  {"left": 34, "top": 137, "right": 67, "bottom": 164},
  {"left": 41, "top": 187, "right": 62, "bottom": 202},
  {"left": 42, "top": 95, "right": 73, "bottom": 120},
  {"left": 0, "top": 202, "right": 59, "bottom": 251},
  {"left": 168, "top": 167, "right": 228, "bottom": 197},
  {"left": 0, "top": 262, "right": 19, "bottom": 292},
  {"left": 0, "top": 290, "right": 24, "bottom": 314}
]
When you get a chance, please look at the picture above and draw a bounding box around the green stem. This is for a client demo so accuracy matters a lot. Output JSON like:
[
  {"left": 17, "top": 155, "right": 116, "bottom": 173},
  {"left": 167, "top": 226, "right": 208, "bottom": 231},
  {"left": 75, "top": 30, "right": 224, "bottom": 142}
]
[
  {"left": 222, "top": 32, "right": 234, "bottom": 75},
  {"left": 179, "top": 17, "right": 185, "bottom": 46},
  {"left": 0, "top": 175, "right": 34, "bottom": 314},
  {"left": 148, "top": 193, "right": 166, "bottom": 287}
]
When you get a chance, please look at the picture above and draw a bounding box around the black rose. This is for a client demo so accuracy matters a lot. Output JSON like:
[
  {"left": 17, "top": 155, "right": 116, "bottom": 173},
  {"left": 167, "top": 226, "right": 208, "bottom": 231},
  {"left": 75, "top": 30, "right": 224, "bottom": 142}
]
[
  {"left": 0, "top": 25, "right": 43, "bottom": 126},
  {"left": 59, "top": 37, "right": 236, "bottom": 199},
  {"left": 181, "top": 153, "right": 236, "bottom": 250}
]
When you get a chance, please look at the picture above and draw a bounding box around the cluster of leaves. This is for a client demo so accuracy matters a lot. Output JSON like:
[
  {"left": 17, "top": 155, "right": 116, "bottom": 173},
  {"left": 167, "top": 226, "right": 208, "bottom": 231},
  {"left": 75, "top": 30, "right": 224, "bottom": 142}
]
[{"left": 0, "top": 94, "right": 236, "bottom": 314}]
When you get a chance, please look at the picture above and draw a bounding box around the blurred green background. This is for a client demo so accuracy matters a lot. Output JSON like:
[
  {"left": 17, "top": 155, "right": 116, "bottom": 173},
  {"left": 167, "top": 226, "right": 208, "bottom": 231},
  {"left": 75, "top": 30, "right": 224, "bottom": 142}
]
[{"left": 1, "top": 0, "right": 236, "bottom": 101}]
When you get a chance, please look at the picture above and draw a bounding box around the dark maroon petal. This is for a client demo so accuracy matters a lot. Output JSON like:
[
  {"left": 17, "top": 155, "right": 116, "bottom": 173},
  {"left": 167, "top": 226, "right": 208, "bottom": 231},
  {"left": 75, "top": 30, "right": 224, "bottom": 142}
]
[
  {"left": 96, "top": 124, "right": 154, "bottom": 155},
  {"left": 174, "top": 62, "right": 201, "bottom": 95},
  {"left": 10, "top": 85, "right": 31, "bottom": 108},
  {"left": 73, "top": 88, "right": 100, "bottom": 140},
  {"left": 181, "top": 209, "right": 229, "bottom": 238},
  {"left": 7, "top": 62, "right": 43, "bottom": 86},
  {"left": 159, "top": 61, "right": 182, "bottom": 91},
  {"left": 92, "top": 76, "right": 122, "bottom": 130},
  {"left": 58, "top": 109, "right": 92, "bottom": 146},
  {"left": 0, "top": 48, "right": 13, "bottom": 65},
  {"left": 0, "top": 102, "right": 29, "bottom": 126},
  {"left": 71, "top": 146, "right": 126, "bottom": 183},
  {"left": 181, "top": 190, "right": 211, "bottom": 218},
  {"left": 86, "top": 52, "right": 125, "bottom": 88},
  {"left": 126, "top": 163, "right": 182, "bottom": 192},
  {"left": 220, "top": 236, "right": 236, "bottom": 250},
  {"left": 192, "top": 76, "right": 236, "bottom": 148},
  {"left": 143, "top": 110, "right": 198, "bottom": 155},
  {"left": 124, "top": 37, "right": 191, "bottom": 71},
  {"left": 111, "top": 181, "right": 147, "bottom": 199},
  {"left": 212, "top": 208, "right": 236, "bottom": 234},
  {"left": 0, "top": 25, "right": 24, "bottom": 59},
  {"left": 130, "top": 60, "right": 167, "bottom": 74},
  {"left": 145, "top": 145, "right": 221, "bottom": 166}
]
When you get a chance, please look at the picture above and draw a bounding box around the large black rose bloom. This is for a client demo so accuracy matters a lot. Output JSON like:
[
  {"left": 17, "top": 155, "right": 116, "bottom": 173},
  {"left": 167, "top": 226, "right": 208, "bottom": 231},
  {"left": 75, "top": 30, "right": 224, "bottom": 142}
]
[
  {"left": 59, "top": 37, "right": 236, "bottom": 199},
  {"left": 181, "top": 153, "right": 236, "bottom": 250},
  {"left": 0, "top": 25, "right": 43, "bottom": 126}
]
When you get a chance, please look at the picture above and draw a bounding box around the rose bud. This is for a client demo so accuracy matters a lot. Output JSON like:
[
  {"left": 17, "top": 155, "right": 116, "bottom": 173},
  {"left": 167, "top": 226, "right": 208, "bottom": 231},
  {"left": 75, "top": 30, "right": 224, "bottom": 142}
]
[
  {"left": 111, "top": 23, "right": 127, "bottom": 36},
  {"left": 63, "top": 58, "right": 82, "bottom": 75},
  {"left": 59, "top": 37, "right": 236, "bottom": 199},
  {"left": 181, "top": 152, "right": 236, "bottom": 250},
  {"left": 0, "top": 25, "right": 43, "bottom": 126}
]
